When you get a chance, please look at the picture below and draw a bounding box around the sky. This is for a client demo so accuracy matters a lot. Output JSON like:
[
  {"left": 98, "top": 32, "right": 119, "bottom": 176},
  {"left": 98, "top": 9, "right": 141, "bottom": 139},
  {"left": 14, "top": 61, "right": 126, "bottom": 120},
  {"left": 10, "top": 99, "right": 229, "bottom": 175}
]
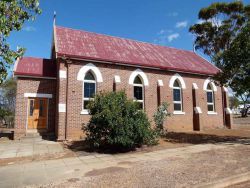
[{"left": 8, "top": 0, "right": 250, "bottom": 64}]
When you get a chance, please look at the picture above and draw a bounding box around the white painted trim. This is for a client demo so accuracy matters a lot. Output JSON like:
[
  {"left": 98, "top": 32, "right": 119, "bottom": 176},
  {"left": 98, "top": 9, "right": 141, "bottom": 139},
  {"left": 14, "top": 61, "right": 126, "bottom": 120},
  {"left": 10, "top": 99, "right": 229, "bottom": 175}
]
[
  {"left": 77, "top": 63, "right": 103, "bottom": 82},
  {"left": 192, "top": 83, "right": 198, "bottom": 90},
  {"left": 58, "top": 103, "right": 66, "bottom": 113},
  {"left": 223, "top": 86, "right": 228, "bottom": 92},
  {"left": 25, "top": 98, "right": 29, "bottom": 131},
  {"left": 128, "top": 69, "right": 149, "bottom": 86},
  {"left": 158, "top": 80, "right": 164, "bottom": 86},
  {"left": 59, "top": 70, "right": 67, "bottom": 79},
  {"left": 81, "top": 109, "right": 89, "bottom": 115},
  {"left": 173, "top": 111, "right": 185, "bottom": 115},
  {"left": 203, "top": 78, "right": 217, "bottom": 91},
  {"left": 169, "top": 73, "right": 186, "bottom": 89},
  {"left": 114, "top": 75, "right": 121, "bottom": 83},
  {"left": 13, "top": 57, "right": 20, "bottom": 72},
  {"left": 225, "top": 107, "right": 232, "bottom": 114},
  {"left": 207, "top": 111, "right": 218, "bottom": 115},
  {"left": 24, "top": 93, "right": 53, "bottom": 98},
  {"left": 194, "top": 107, "right": 202, "bottom": 114}
]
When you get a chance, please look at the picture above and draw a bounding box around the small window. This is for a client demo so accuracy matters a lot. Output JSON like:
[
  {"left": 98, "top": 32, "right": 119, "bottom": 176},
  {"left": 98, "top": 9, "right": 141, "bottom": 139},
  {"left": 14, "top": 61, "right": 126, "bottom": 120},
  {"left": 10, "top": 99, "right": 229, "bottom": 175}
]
[
  {"left": 173, "top": 80, "right": 183, "bottom": 112},
  {"left": 29, "top": 100, "right": 34, "bottom": 116},
  {"left": 133, "top": 76, "right": 144, "bottom": 109},
  {"left": 83, "top": 71, "right": 96, "bottom": 110},
  {"left": 206, "top": 83, "right": 215, "bottom": 112},
  {"left": 39, "top": 100, "right": 44, "bottom": 117}
]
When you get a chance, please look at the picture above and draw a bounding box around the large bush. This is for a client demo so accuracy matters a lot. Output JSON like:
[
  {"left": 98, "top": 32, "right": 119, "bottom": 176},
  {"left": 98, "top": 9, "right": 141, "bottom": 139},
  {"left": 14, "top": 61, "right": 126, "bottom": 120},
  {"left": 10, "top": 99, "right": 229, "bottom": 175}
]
[{"left": 83, "top": 91, "right": 157, "bottom": 149}]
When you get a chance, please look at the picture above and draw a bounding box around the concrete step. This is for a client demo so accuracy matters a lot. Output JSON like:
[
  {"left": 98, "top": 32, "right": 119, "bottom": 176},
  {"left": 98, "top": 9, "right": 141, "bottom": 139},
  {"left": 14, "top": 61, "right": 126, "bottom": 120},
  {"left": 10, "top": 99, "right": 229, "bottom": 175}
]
[{"left": 20, "top": 132, "right": 56, "bottom": 141}]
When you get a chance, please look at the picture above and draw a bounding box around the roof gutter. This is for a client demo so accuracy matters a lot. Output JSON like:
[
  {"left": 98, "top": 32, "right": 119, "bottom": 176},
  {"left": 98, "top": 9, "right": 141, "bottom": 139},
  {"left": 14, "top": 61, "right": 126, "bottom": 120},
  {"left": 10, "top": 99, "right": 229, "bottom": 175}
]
[{"left": 56, "top": 53, "right": 218, "bottom": 77}]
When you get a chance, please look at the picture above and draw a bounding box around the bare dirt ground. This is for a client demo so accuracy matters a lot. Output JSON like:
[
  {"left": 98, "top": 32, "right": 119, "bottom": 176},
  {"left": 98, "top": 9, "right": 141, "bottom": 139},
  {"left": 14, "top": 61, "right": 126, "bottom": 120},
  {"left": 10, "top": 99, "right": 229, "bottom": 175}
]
[
  {"left": 26, "top": 116, "right": 250, "bottom": 188},
  {"left": 227, "top": 180, "right": 250, "bottom": 188},
  {"left": 26, "top": 142, "right": 250, "bottom": 188}
]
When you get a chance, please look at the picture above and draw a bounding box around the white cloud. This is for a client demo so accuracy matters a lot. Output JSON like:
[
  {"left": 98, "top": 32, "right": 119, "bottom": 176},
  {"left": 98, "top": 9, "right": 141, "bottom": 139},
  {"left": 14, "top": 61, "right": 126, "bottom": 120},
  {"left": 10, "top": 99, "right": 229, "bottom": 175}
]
[
  {"left": 23, "top": 26, "right": 36, "bottom": 32},
  {"left": 168, "top": 12, "right": 178, "bottom": 17},
  {"left": 154, "top": 29, "right": 179, "bottom": 44},
  {"left": 167, "top": 33, "right": 180, "bottom": 42},
  {"left": 157, "top": 29, "right": 173, "bottom": 35},
  {"left": 176, "top": 21, "right": 188, "bottom": 28}
]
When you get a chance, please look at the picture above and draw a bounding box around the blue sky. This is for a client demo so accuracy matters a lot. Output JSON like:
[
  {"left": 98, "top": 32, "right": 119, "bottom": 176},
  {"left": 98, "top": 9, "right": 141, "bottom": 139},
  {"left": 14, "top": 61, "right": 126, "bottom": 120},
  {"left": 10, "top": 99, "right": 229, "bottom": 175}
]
[{"left": 9, "top": 0, "right": 250, "bottom": 62}]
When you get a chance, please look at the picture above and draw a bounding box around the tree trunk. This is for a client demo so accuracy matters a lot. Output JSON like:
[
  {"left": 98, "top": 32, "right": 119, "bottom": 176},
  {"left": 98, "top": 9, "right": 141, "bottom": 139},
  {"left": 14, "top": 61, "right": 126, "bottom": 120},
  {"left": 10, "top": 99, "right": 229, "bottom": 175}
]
[{"left": 241, "top": 106, "right": 249, "bottom": 117}]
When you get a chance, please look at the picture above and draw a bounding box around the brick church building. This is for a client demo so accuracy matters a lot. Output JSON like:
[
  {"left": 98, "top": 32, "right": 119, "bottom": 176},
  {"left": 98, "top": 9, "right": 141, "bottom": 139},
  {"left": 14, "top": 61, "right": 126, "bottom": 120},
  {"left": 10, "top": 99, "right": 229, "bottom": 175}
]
[{"left": 13, "top": 25, "right": 233, "bottom": 140}]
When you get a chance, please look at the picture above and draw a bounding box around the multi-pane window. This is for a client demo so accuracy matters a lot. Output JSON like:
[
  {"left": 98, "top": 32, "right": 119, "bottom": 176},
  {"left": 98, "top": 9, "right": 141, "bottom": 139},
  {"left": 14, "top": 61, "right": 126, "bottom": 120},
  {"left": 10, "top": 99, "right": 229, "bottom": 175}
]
[
  {"left": 173, "top": 80, "right": 182, "bottom": 111},
  {"left": 206, "top": 83, "right": 215, "bottom": 112},
  {"left": 83, "top": 71, "right": 96, "bottom": 110},
  {"left": 133, "top": 76, "right": 144, "bottom": 109}
]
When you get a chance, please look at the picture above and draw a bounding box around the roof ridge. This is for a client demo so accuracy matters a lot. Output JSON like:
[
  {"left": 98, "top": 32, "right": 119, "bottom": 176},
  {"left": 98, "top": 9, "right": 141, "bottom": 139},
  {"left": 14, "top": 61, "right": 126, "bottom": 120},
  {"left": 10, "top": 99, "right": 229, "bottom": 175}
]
[{"left": 55, "top": 25, "right": 195, "bottom": 54}]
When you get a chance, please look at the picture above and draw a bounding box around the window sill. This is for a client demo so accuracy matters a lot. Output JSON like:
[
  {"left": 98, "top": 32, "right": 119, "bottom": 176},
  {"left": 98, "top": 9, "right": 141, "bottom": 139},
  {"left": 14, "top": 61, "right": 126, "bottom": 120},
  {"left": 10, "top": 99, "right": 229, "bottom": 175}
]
[
  {"left": 173, "top": 111, "right": 185, "bottom": 115},
  {"left": 207, "top": 111, "right": 217, "bottom": 115},
  {"left": 80, "top": 110, "right": 89, "bottom": 115}
]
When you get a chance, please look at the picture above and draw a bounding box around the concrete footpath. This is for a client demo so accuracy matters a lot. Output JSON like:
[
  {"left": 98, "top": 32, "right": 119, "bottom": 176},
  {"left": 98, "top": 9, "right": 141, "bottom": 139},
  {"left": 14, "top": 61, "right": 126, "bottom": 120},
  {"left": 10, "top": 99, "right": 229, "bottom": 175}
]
[
  {"left": 0, "top": 140, "right": 250, "bottom": 188},
  {"left": 0, "top": 139, "right": 64, "bottom": 159}
]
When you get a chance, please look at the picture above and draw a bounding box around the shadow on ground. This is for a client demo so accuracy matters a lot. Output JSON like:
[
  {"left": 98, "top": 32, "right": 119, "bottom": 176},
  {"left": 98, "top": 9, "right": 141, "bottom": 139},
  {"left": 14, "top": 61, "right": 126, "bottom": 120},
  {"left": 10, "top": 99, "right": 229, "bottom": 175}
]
[
  {"left": 65, "top": 140, "right": 137, "bottom": 155},
  {"left": 164, "top": 132, "right": 250, "bottom": 145},
  {"left": 65, "top": 131, "right": 250, "bottom": 155}
]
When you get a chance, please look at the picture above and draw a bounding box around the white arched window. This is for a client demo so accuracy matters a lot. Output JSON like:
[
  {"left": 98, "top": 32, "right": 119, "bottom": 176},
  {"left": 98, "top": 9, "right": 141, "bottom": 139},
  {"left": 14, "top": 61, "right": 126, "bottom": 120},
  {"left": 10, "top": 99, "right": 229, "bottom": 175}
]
[
  {"left": 133, "top": 75, "right": 144, "bottom": 109},
  {"left": 83, "top": 71, "right": 96, "bottom": 110},
  {"left": 173, "top": 80, "right": 183, "bottom": 112},
  {"left": 206, "top": 83, "right": 215, "bottom": 112}
]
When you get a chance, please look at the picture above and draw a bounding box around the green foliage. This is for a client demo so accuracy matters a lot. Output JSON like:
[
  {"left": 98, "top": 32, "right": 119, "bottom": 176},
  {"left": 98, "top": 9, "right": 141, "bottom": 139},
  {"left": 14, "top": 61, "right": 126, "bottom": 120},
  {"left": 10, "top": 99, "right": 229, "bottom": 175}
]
[
  {"left": 229, "top": 96, "right": 240, "bottom": 109},
  {"left": 190, "top": 1, "right": 250, "bottom": 117},
  {"left": 189, "top": 1, "right": 249, "bottom": 57},
  {"left": 0, "top": 0, "right": 41, "bottom": 83},
  {"left": 0, "top": 78, "right": 16, "bottom": 127},
  {"left": 83, "top": 91, "right": 157, "bottom": 149},
  {"left": 0, "top": 77, "right": 17, "bottom": 113},
  {"left": 153, "top": 102, "right": 170, "bottom": 135}
]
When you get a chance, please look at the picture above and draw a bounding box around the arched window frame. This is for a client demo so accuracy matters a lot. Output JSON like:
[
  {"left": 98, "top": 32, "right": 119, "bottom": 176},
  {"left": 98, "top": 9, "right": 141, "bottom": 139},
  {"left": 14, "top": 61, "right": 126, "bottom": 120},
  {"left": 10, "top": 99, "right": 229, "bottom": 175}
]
[
  {"left": 206, "top": 83, "right": 215, "bottom": 113},
  {"left": 169, "top": 74, "right": 186, "bottom": 115},
  {"left": 133, "top": 75, "right": 144, "bottom": 109},
  {"left": 203, "top": 78, "right": 217, "bottom": 115},
  {"left": 77, "top": 63, "right": 103, "bottom": 114},
  {"left": 172, "top": 79, "right": 184, "bottom": 114},
  {"left": 83, "top": 71, "right": 96, "bottom": 112}
]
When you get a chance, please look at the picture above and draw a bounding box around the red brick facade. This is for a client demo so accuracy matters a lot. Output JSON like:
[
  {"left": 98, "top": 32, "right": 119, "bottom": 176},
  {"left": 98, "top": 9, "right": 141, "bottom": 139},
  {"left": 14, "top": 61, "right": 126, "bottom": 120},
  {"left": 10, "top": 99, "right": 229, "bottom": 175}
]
[
  {"left": 54, "top": 59, "right": 232, "bottom": 140},
  {"left": 14, "top": 78, "right": 57, "bottom": 139}
]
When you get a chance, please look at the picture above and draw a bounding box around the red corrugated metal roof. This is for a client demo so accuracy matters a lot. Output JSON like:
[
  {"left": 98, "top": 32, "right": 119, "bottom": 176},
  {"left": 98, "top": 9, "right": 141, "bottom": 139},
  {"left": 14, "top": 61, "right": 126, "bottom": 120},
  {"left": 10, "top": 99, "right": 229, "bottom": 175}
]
[
  {"left": 55, "top": 26, "right": 220, "bottom": 75},
  {"left": 14, "top": 57, "right": 57, "bottom": 78}
]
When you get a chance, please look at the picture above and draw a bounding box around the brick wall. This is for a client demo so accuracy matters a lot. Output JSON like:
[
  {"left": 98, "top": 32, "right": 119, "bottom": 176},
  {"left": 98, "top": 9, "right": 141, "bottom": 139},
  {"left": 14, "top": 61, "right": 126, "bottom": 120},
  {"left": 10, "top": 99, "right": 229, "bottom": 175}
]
[
  {"left": 14, "top": 78, "right": 56, "bottom": 139},
  {"left": 56, "top": 59, "right": 227, "bottom": 140}
]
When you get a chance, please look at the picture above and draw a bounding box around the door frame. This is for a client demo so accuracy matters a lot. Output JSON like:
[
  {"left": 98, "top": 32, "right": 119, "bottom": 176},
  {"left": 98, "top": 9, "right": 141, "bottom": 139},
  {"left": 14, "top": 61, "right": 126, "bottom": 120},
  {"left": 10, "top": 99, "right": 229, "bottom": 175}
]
[{"left": 24, "top": 93, "right": 52, "bottom": 131}]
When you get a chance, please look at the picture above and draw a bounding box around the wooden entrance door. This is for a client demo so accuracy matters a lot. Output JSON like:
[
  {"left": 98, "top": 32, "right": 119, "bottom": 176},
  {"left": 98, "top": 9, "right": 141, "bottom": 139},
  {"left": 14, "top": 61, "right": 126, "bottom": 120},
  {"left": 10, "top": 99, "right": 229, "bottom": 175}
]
[{"left": 28, "top": 98, "right": 48, "bottom": 129}]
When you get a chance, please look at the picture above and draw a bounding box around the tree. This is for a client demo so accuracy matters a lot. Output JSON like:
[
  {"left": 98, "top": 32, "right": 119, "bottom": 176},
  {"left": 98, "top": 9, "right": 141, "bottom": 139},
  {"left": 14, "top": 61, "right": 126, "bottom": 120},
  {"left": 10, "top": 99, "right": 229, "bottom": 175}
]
[
  {"left": 189, "top": 1, "right": 249, "bottom": 58},
  {"left": 153, "top": 102, "right": 170, "bottom": 135},
  {"left": 216, "top": 25, "right": 250, "bottom": 117},
  {"left": 229, "top": 96, "right": 240, "bottom": 109},
  {"left": 83, "top": 91, "right": 157, "bottom": 149},
  {"left": 0, "top": 77, "right": 16, "bottom": 127},
  {"left": 190, "top": 1, "right": 250, "bottom": 117},
  {"left": 0, "top": 0, "right": 41, "bottom": 84}
]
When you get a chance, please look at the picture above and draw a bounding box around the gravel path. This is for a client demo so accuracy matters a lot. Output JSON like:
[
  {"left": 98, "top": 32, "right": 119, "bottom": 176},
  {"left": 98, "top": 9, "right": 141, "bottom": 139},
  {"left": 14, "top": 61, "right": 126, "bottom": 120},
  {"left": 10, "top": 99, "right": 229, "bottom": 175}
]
[{"left": 27, "top": 142, "right": 250, "bottom": 188}]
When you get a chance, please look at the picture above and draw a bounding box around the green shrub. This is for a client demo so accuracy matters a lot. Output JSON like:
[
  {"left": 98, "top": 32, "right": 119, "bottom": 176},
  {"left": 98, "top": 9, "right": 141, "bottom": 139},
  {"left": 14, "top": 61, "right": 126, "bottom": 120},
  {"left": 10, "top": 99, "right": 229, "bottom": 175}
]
[
  {"left": 153, "top": 102, "right": 170, "bottom": 135},
  {"left": 83, "top": 91, "right": 157, "bottom": 149}
]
